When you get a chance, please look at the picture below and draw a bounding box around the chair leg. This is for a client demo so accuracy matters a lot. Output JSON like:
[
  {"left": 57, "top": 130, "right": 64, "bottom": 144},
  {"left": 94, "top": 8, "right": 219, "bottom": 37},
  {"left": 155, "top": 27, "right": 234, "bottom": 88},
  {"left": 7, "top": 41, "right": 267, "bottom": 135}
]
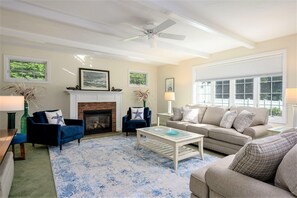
[
  {"left": 32, "top": 143, "right": 35, "bottom": 147},
  {"left": 78, "top": 139, "right": 81, "bottom": 144},
  {"left": 126, "top": 131, "right": 128, "bottom": 136},
  {"left": 60, "top": 144, "right": 62, "bottom": 151}
]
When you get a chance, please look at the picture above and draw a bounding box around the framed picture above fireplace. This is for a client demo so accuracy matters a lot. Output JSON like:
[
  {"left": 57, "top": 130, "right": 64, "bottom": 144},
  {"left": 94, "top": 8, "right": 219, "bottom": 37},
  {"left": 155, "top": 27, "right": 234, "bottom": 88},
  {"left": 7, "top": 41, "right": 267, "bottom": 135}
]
[{"left": 79, "top": 68, "right": 110, "bottom": 91}]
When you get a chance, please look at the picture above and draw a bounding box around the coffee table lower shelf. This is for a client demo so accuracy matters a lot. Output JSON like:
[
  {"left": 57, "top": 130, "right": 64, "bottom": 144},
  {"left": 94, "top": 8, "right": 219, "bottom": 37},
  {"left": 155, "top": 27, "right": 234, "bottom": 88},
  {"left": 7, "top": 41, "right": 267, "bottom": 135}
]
[{"left": 140, "top": 140, "right": 200, "bottom": 161}]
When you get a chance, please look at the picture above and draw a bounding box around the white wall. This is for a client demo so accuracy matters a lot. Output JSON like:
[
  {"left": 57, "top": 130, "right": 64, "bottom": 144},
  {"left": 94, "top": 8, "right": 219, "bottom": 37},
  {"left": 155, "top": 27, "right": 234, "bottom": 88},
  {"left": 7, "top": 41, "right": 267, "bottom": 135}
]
[
  {"left": 158, "top": 34, "right": 297, "bottom": 126},
  {"left": 0, "top": 44, "right": 158, "bottom": 130}
]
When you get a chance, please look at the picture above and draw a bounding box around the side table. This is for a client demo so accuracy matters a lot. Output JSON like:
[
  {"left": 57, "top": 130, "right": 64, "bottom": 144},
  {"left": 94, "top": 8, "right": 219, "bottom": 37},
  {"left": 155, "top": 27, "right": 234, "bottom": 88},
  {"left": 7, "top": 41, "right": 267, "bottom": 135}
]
[
  {"left": 267, "top": 126, "right": 294, "bottom": 135},
  {"left": 157, "top": 113, "right": 173, "bottom": 126}
]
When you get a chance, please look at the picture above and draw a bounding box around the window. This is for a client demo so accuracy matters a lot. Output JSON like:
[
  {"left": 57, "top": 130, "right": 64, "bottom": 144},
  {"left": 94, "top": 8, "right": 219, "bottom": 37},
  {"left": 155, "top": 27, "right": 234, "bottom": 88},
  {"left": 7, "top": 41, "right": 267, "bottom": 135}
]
[
  {"left": 235, "top": 78, "right": 254, "bottom": 106},
  {"left": 215, "top": 80, "right": 230, "bottom": 106},
  {"left": 4, "top": 55, "right": 49, "bottom": 83},
  {"left": 195, "top": 75, "right": 284, "bottom": 123},
  {"left": 259, "top": 76, "right": 283, "bottom": 117},
  {"left": 197, "top": 81, "right": 211, "bottom": 104},
  {"left": 128, "top": 71, "right": 148, "bottom": 87}
]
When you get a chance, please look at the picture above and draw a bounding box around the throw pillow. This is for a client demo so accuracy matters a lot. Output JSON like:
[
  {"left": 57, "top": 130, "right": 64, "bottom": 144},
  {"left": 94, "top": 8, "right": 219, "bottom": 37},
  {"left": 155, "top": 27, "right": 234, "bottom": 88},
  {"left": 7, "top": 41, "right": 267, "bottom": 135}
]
[
  {"left": 275, "top": 143, "right": 297, "bottom": 196},
  {"left": 45, "top": 110, "right": 66, "bottom": 126},
  {"left": 220, "top": 110, "right": 237, "bottom": 128},
  {"left": 131, "top": 107, "right": 144, "bottom": 120},
  {"left": 171, "top": 107, "right": 183, "bottom": 121},
  {"left": 233, "top": 110, "right": 255, "bottom": 132},
  {"left": 181, "top": 107, "right": 199, "bottom": 123},
  {"left": 229, "top": 131, "right": 297, "bottom": 181}
]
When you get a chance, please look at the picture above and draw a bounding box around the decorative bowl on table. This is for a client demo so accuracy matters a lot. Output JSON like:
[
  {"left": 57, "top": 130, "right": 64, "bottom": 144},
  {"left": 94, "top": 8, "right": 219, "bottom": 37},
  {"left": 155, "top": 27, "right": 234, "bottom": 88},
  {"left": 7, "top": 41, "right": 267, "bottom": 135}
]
[{"left": 166, "top": 130, "right": 178, "bottom": 135}]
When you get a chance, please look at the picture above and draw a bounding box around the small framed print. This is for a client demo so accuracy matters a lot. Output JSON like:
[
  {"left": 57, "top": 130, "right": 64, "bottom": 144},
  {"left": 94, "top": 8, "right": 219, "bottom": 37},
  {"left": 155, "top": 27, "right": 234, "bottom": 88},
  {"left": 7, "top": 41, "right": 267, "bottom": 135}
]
[
  {"left": 79, "top": 68, "right": 110, "bottom": 91},
  {"left": 165, "top": 78, "right": 174, "bottom": 92}
]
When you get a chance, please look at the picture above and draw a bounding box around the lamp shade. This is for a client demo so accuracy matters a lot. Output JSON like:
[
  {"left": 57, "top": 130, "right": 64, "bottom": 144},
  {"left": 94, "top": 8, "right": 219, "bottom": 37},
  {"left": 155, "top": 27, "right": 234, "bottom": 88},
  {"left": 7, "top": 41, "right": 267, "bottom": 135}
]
[
  {"left": 0, "top": 96, "right": 24, "bottom": 111},
  {"left": 285, "top": 88, "right": 297, "bottom": 104},
  {"left": 164, "top": 92, "right": 175, "bottom": 101}
]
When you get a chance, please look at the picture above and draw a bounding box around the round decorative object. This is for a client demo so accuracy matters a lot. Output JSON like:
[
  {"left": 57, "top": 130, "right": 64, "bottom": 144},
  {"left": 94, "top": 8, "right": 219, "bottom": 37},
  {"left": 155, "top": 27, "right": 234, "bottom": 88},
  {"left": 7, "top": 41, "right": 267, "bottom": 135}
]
[{"left": 166, "top": 130, "right": 178, "bottom": 135}]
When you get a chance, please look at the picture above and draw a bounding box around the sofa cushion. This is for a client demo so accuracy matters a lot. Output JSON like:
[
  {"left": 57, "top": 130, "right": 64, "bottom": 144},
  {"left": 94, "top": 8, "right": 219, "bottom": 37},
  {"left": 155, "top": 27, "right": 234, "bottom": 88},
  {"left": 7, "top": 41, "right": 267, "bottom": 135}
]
[
  {"left": 187, "top": 124, "right": 218, "bottom": 137},
  {"left": 233, "top": 110, "right": 255, "bottom": 132},
  {"left": 230, "top": 106, "right": 269, "bottom": 126},
  {"left": 202, "top": 106, "right": 228, "bottom": 126},
  {"left": 166, "top": 120, "right": 188, "bottom": 131},
  {"left": 186, "top": 104, "right": 207, "bottom": 123},
  {"left": 182, "top": 108, "right": 199, "bottom": 123},
  {"left": 209, "top": 128, "right": 251, "bottom": 146},
  {"left": 229, "top": 131, "right": 297, "bottom": 181},
  {"left": 171, "top": 107, "right": 183, "bottom": 121},
  {"left": 275, "top": 143, "right": 297, "bottom": 196},
  {"left": 33, "top": 109, "right": 59, "bottom": 123},
  {"left": 45, "top": 109, "right": 66, "bottom": 126},
  {"left": 220, "top": 110, "right": 237, "bottom": 128}
]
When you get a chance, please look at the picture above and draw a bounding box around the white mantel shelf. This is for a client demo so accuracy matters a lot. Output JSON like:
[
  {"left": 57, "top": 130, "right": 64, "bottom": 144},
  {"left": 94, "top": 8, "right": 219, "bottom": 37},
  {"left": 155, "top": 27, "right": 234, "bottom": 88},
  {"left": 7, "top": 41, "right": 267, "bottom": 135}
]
[{"left": 65, "top": 90, "right": 123, "bottom": 131}]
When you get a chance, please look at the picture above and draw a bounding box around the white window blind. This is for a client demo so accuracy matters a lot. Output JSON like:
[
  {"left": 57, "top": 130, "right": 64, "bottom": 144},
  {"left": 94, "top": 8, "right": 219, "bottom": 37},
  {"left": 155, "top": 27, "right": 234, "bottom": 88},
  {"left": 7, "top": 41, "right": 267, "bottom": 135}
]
[{"left": 194, "top": 51, "right": 284, "bottom": 81}]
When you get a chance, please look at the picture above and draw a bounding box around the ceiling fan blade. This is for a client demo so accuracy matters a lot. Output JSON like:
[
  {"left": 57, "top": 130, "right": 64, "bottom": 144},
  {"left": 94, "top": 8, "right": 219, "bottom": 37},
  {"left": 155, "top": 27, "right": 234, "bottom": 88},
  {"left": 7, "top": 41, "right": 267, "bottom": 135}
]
[
  {"left": 123, "top": 35, "right": 144, "bottom": 42},
  {"left": 122, "top": 23, "right": 145, "bottom": 32},
  {"left": 158, "top": 33, "right": 186, "bottom": 40},
  {"left": 154, "top": 19, "right": 176, "bottom": 33}
]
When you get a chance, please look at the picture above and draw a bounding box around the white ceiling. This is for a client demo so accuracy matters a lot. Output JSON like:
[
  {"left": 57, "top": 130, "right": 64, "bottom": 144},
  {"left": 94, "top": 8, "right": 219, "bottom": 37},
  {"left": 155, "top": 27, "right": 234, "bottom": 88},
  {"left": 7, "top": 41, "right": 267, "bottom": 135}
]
[{"left": 0, "top": 0, "right": 296, "bottom": 65}]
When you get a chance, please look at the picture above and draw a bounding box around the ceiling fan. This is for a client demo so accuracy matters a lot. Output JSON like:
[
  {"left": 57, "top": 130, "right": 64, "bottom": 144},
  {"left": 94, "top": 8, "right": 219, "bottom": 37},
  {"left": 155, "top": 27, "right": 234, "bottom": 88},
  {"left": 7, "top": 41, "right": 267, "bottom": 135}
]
[{"left": 123, "top": 19, "right": 186, "bottom": 47}]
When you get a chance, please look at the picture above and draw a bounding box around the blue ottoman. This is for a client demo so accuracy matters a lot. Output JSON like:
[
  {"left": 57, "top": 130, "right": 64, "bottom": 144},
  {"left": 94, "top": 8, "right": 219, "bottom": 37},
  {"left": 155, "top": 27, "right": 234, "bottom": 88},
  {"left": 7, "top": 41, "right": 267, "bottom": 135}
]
[{"left": 11, "top": 133, "right": 26, "bottom": 160}]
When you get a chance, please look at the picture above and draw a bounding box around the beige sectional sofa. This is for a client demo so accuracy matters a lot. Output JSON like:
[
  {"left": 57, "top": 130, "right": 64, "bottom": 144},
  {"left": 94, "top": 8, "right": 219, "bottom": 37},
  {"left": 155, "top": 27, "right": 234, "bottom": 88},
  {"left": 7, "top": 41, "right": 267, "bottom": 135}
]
[
  {"left": 190, "top": 130, "right": 297, "bottom": 198},
  {"left": 167, "top": 105, "right": 271, "bottom": 154}
]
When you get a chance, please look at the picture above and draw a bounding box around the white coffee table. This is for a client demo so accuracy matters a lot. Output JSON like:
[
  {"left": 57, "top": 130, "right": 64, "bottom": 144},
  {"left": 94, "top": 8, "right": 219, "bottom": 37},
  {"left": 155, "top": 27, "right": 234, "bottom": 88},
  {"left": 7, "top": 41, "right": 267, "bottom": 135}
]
[{"left": 136, "top": 126, "right": 204, "bottom": 170}]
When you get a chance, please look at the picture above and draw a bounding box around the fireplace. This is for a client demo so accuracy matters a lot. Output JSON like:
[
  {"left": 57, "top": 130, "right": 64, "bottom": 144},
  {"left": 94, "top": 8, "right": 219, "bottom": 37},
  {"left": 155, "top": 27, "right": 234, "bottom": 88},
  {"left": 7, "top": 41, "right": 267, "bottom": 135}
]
[
  {"left": 77, "top": 101, "right": 116, "bottom": 133},
  {"left": 84, "top": 110, "right": 112, "bottom": 134}
]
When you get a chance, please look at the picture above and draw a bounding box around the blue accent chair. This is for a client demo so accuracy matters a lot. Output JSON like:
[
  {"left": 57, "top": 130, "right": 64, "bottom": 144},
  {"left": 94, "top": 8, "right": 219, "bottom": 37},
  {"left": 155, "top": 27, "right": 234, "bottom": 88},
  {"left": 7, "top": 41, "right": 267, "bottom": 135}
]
[
  {"left": 122, "top": 107, "right": 151, "bottom": 136},
  {"left": 27, "top": 110, "right": 84, "bottom": 150}
]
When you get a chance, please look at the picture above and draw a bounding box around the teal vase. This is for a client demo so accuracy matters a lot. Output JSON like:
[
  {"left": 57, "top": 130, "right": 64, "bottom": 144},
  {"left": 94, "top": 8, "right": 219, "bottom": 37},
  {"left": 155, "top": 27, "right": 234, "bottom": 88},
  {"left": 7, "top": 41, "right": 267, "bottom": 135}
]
[
  {"left": 143, "top": 100, "right": 146, "bottom": 107},
  {"left": 21, "top": 101, "right": 30, "bottom": 134}
]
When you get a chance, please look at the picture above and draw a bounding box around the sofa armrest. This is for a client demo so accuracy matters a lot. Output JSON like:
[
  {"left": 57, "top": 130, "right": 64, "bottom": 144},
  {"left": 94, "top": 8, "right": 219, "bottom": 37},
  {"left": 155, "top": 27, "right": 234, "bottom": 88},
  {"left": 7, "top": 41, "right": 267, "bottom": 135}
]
[
  {"left": 205, "top": 155, "right": 294, "bottom": 198},
  {"left": 243, "top": 125, "right": 271, "bottom": 139},
  {"left": 122, "top": 115, "right": 129, "bottom": 132}
]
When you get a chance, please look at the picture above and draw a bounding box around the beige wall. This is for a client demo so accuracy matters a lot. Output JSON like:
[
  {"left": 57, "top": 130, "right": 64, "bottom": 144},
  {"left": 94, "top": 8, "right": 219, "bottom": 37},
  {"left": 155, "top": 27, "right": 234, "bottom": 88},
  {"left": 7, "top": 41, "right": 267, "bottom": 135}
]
[
  {"left": 158, "top": 34, "right": 297, "bottom": 126},
  {"left": 0, "top": 44, "right": 158, "bottom": 130}
]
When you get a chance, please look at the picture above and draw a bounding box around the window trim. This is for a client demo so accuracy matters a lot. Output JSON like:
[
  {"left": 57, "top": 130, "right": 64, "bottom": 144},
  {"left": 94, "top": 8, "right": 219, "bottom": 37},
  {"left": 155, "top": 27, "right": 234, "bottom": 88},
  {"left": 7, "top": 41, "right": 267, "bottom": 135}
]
[
  {"left": 128, "top": 70, "right": 149, "bottom": 87},
  {"left": 4, "top": 55, "right": 50, "bottom": 83}
]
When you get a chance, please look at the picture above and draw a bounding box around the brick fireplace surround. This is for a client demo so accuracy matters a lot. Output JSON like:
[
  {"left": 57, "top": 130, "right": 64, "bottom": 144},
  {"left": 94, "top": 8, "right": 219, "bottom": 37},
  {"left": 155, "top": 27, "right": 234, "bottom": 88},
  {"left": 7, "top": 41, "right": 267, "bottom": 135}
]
[
  {"left": 65, "top": 90, "right": 123, "bottom": 131},
  {"left": 78, "top": 102, "right": 116, "bottom": 132}
]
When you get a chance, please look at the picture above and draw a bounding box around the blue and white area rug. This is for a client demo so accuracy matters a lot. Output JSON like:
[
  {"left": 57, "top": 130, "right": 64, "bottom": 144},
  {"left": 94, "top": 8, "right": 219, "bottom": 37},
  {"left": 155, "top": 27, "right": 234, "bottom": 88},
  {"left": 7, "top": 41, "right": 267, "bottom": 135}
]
[{"left": 49, "top": 136, "right": 219, "bottom": 198}]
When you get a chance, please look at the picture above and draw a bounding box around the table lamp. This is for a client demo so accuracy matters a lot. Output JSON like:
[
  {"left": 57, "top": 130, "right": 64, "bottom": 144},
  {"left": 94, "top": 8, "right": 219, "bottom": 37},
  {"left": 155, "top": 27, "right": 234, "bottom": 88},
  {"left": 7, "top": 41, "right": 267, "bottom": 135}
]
[
  {"left": 285, "top": 88, "right": 297, "bottom": 128},
  {"left": 164, "top": 92, "right": 175, "bottom": 114},
  {"left": 0, "top": 96, "right": 24, "bottom": 129}
]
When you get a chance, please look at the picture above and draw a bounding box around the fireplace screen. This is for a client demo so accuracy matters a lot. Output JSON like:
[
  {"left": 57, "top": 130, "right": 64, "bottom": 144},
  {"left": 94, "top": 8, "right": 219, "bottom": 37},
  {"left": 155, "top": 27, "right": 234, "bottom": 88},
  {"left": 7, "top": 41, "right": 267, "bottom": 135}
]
[{"left": 83, "top": 110, "right": 112, "bottom": 134}]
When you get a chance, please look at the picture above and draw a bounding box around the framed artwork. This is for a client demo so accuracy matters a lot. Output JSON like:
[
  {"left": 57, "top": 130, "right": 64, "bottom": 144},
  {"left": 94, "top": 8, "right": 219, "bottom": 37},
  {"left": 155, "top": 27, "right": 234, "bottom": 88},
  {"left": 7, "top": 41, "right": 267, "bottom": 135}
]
[
  {"left": 165, "top": 78, "right": 174, "bottom": 92},
  {"left": 79, "top": 68, "right": 110, "bottom": 91},
  {"left": 128, "top": 71, "right": 148, "bottom": 87}
]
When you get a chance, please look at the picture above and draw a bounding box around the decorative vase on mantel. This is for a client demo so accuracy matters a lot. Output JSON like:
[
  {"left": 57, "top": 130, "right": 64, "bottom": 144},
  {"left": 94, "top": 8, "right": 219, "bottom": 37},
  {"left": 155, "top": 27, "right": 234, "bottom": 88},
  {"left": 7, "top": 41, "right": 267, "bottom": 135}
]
[
  {"left": 143, "top": 100, "right": 146, "bottom": 107},
  {"left": 21, "top": 101, "right": 30, "bottom": 134}
]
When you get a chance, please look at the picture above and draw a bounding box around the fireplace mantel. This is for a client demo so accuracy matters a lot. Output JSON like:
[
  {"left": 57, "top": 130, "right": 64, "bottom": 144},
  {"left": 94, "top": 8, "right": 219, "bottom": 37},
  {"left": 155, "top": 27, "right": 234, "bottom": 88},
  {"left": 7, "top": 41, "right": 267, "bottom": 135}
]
[{"left": 65, "top": 90, "right": 123, "bottom": 131}]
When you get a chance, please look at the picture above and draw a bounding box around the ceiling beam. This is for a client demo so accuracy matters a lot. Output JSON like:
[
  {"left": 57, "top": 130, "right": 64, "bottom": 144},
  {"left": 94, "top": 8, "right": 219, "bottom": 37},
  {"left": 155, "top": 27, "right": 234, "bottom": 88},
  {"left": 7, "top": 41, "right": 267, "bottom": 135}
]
[
  {"left": 136, "top": 0, "right": 255, "bottom": 49},
  {"left": 0, "top": 27, "right": 179, "bottom": 65},
  {"left": 0, "top": 0, "right": 125, "bottom": 39}
]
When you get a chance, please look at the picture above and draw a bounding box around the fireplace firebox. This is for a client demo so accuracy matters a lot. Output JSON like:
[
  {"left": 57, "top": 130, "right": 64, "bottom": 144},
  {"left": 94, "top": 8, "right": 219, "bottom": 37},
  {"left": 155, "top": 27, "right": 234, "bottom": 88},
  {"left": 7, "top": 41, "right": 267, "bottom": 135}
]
[{"left": 83, "top": 110, "right": 112, "bottom": 134}]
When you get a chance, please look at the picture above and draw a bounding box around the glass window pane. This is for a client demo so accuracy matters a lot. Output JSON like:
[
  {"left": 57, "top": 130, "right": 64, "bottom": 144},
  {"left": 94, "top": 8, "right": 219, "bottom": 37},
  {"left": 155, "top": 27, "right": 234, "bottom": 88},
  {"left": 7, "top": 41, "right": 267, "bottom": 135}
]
[
  {"left": 216, "top": 85, "right": 222, "bottom": 94},
  {"left": 272, "top": 82, "right": 282, "bottom": 93},
  {"left": 245, "top": 78, "right": 253, "bottom": 83},
  {"left": 223, "top": 84, "right": 229, "bottom": 93},
  {"left": 245, "top": 83, "right": 253, "bottom": 93},
  {"left": 236, "top": 94, "right": 244, "bottom": 99},
  {"left": 223, "top": 94, "right": 229, "bottom": 99},
  {"left": 236, "top": 79, "right": 244, "bottom": 84},
  {"left": 236, "top": 84, "right": 244, "bottom": 93},
  {"left": 246, "top": 94, "right": 253, "bottom": 100},
  {"left": 223, "top": 80, "right": 230, "bottom": 85},
  {"left": 261, "top": 77, "right": 271, "bottom": 83},
  {"left": 272, "top": 94, "right": 282, "bottom": 101},
  {"left": 260, "top": 83, "right": 271, "bottom": 93},
  {"left": 272, "top": 76, "right": 282, "bottom": 81},
  {"left": 260, "top": 94, "right": 271, "bottom": 100},
  {"left": 216, "top": 81, "right": 222, "bottom": 85},
  {"left": 216, "top": 94, "right": 222, "bottom": 99}
]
